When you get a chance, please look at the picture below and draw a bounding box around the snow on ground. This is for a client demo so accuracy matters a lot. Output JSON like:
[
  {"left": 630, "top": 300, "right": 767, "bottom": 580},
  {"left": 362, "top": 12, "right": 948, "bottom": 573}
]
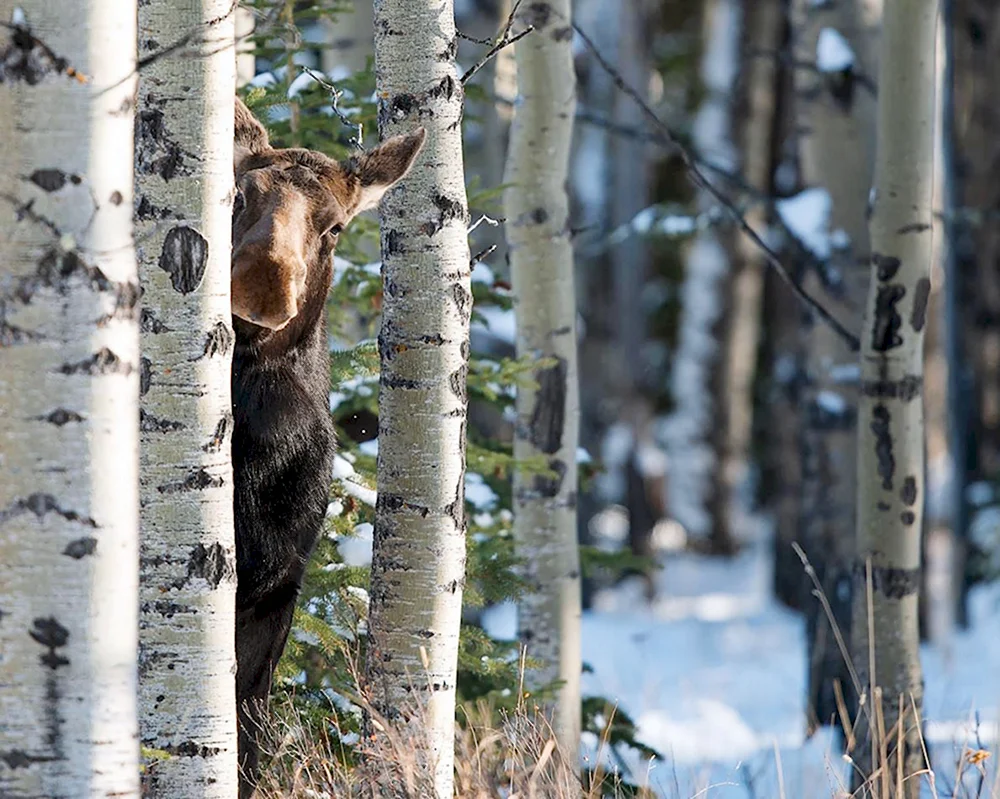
[{"left": 482, "top": 522, "right": 1000, "bottom": 797}]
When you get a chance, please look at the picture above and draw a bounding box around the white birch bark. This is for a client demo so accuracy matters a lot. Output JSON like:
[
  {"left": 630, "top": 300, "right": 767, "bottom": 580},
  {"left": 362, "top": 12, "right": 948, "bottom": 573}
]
[
  {"left": 503, "top": 0, "right": 581, "bottom": 760},
  {"left": 663, "top": 0, "right": 741, "bottom": 552},
  {"left": 791, "top": 0, "right": 878, "bottom": 731},
  {"left": 0, "top": 2, "right": 140, "bottom": 796},
  {"left": 134, "top": 3, "right": 239, "bottom": 796},
  {"left": 363, "top": 2, "right": 471, "bottom": 797},
  {"left": 851, "top": 0, "right": 934, "bottom": 790}
]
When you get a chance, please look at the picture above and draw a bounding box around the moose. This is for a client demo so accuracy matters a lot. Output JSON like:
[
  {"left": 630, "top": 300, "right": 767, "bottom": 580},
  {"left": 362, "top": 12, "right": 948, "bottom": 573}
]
[{"left": 231, "top": 96, "right": 424, "bottom": 797}]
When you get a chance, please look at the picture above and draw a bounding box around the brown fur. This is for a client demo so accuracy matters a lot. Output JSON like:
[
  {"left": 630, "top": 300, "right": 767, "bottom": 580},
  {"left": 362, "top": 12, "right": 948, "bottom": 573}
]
[{"left": 232, "top": 97, "right": 425, "bottom": 331}]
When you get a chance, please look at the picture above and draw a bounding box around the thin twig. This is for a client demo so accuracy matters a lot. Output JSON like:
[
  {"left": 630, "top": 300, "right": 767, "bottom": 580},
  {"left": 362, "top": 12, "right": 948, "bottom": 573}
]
[
  {"left": 470, "top": 244, "right": 497, "bottom": 268},
  {"left": 569, "top": 19, "right": 861, "bottom": 352},
  {"left": 301, "top": 67, "right": 364, "bottom": 151},
  {"left": 461, "top": 26, "right": 534, "bottom": 85}
]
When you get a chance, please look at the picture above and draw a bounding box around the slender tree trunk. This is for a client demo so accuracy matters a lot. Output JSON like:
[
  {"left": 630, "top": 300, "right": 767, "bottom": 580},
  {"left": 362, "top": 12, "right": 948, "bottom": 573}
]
[
  {"left": 135, "top": 4, "right": 239, "bottom": 796},
  {"left": 0, "top": 3, "right": 140, "bottom": 796},
  {"left": 953, "top": 0, "right": 1000, "bottom": 484},
  {"left": 791, "top": 0, "right": 878, "bottom": 733},
  {"left": 503, "top": 0, "right": 581, "bottom": 761},
  {"left": 851, "top": 0, "right": 934, "bottom": 791},
  {"left": 952, "top": 0, "right": 998, "bottom": 625},
  {"left": 320, "top": 0, "right": 374, "bottom": 77},
  {"left": 363, "top": 2, "right": 471, "bottom": 796},
  {"left": 236, "top": 5, "right": 256, "bottom": 87},
  {"left": 710, "top": 0, "right": 782, "bottom": 558},
  {"left": 664, "top": 0, "right": 741, "bottom": 554}
]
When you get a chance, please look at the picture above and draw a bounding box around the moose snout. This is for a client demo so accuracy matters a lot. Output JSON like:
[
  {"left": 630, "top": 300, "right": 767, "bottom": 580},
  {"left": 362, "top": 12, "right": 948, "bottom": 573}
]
[{"left": 231, "top": 241, "right": 307, "bottom": 331}]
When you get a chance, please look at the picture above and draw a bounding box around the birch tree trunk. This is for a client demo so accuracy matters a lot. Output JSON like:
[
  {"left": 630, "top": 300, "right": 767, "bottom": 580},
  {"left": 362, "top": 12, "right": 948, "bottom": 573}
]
[
  {"left": 134, "top": 4, "right": 239, "bottom": 796},
  {"left": 664, "top": 0, "right": 741, "bottom": 554},
  {"left": 851, "top": 0, "right": 934, "bottom": 790},
  {"left": 363, "top": 2, "right": 471, "bottom": 796},
  {"left": 791, "top": 0, "right": 878, "bottom": 733},
  {"left": 711, "top": 0, "right": 782, "bottom": 560},
  {"left": 503, "top": 0, "right": 581, "bottom": 761},
  {"left": 0, "top": 2, "right": 140, "bottom": 796}
]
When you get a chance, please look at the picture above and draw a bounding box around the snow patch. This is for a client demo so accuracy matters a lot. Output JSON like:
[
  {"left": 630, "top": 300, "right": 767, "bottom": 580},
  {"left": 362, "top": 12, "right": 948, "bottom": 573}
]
[
  {"left": 817, "top": 28, "right": 855, "bottom": 73},
  {"left": 777, "top": 188, "right": 832, "bottom": 260}
]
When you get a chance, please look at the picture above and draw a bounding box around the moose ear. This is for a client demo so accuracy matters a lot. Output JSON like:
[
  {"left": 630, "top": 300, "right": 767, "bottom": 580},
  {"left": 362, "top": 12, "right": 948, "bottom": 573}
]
[
  {"left": 349, "top": 128, "right": 427, "bottom": 214},
  {"left": 234, "top": 95, "right": 270, "bottom": 169}
]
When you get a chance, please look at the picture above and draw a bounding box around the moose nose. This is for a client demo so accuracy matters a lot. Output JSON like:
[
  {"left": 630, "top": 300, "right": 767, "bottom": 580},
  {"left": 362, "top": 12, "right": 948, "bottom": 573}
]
[{"left": 231, "top": 243, "right": 304, "bottom": 331}]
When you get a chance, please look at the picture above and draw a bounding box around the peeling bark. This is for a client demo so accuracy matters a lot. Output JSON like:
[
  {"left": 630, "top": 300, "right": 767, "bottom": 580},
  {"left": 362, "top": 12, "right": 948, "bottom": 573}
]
[
  {"left": 503, "top": 0, "right": 582, "bottom": 760},
  {"left": 363, "top": 2, "right": 471, "bottom": 797},
  {"left": 135, "top": 2, "right": 239, "bottom": 796},
  {"left": 851, "top": 1, "right": 934, "bottom": 791},
  {"left": 0, "top": 2, "right": 140, "bottom": 796}
]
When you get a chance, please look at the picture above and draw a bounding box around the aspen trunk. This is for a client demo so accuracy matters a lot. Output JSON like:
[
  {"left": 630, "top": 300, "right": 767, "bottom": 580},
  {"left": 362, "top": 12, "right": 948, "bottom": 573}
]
[
  {"left": 236, "top": 5, "right": 256, "bottom": 88},
  {"left": 664, "top": 0, "right": 741, "bottom": 554},
  {"left": 135, "top": 3, "right": 239, "bottom": 796},
  {"left": 0, "top": 2, "right": 140, "bottom": 796},
  {"left": 711, "top": 0, "right": 782, "bottom": 560},
  {"left": 851, "top": 0, "right": 934, "bottom": 791},
  {"left": 791, "top": 0, "right": 878, "bottom": 733},
  {"left": 503, "top": 0, "right": 581, "bottom": 761},
  {"left": 364, "top": 2, "right": 471, "bottom": 796}
]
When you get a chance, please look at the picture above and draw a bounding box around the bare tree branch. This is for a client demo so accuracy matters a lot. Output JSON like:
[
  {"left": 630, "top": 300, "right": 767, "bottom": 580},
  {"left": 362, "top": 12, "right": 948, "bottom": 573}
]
[{"left": 570, "top": 17, "right": 861, "bottom": 352}]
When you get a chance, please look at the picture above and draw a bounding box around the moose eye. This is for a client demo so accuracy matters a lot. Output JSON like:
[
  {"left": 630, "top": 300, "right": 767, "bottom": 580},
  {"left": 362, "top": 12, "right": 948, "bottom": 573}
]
[{"left": 327, "top": 223, "right": 343, "bottom": 237}]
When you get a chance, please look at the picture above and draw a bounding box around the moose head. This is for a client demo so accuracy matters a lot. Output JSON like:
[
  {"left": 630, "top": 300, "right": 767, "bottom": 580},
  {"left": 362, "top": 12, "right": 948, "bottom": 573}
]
[{"left": 231, "top": 97, "right": 425, "bottom": 333}]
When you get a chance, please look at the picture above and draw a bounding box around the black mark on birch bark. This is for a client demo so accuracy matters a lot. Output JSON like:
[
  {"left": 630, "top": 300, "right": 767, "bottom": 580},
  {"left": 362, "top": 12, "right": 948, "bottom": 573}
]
[
  {"left": 0, "top": 21, "right": 74, "bottom": 85},
  {"left": 141, "top": 307, "right": 171, "bottom": 333},
  {"left": 197, "top": 320, "right": 234, "bottom": 359},
  {"left": 140, "top": 409, "right": 185, "bottom": 433},
  {"left": 30, "top": 617, "right": 70, "bottom": 669},
  {"left": 158, "top": 226, "right": 208, "bottom": 294},
  {"left": 516, "top": 207, "right": 549, "bottom": 227},
  {"left": 529, "top": 358, "right": 567, "bottom": 454},
  {"left": 0, "top": 493, "right": 96, "bottom": 527},
  {"left": 900, "top": 511, "right": 916, "bottom": 526},
  {"left": 154, "top": 741, "right": 221, "bottom": 758},
  {"left": 897, "top": 222, "right": 930, "bottom": 235},
  {"left": 533, "top": 457, "right": 567, "bottom": 498},
  {"left": 873, "top": 254, "right": 901, "bottom": 281},
  {"left": 142, "top": 600, "right": 197, "bottom": 619},
  {"left": 58, "top": 347, "right": 132, "bottom": 376},
  {"left": 38, "top": 408, "right": 84, "bottom": 425},
  {"left": 140, "top": 357, "right": 152, "bottom": 396},
  {"left": 28, "top": 169, "right": 77, "bottom": 192},
  {"left": 157, "top": 468, "right": 224, "bottom": 495},
  {"left": 451, "top": 283, "right": 471, "bottom": 323},
  {"left": 872, "top": 284, "right": 905, "bottom": 351},
  {"left": 136, "top": 108, "right": 192, "bottom": 181},
  {"left": 911, "top": 278, "right": 930, "bottom": 332},
  {"left": 136, "top": 195, "right": 180, "bottom": 221},
  {"left": 449, "top": 366, "right": 468, "bottom": 403},
  {"left": 203, "top": 413, "right": 232, "bottom": 452},
  {"left": 854, "top": 562, "right": 920, "bottom": 599},
  {"left": 63, "top": 537, "right": 97, "bottom": 559},
  {"left": 901, "top": 476, "right": 918, "bottom": 506},
  {"left": 860, "top": 375, "right": 922, "bottom": 402},
  {"left": 177, "top": 542, "right": 234, "bottom": 589},
  {"left": 871, "top": 404, "right": 894, "bottom": 490}
]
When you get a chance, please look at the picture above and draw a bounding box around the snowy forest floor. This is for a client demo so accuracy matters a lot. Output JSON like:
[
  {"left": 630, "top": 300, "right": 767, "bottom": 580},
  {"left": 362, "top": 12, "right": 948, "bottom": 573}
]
[{"left": 482, "top": 515, "right": 1000, "bottom": 798}]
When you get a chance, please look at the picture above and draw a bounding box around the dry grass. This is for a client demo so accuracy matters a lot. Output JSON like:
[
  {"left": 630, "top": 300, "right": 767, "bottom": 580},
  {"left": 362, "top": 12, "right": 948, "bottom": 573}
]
[{"left": 253, "top": 690, "right": 653, "bottom": 798}]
